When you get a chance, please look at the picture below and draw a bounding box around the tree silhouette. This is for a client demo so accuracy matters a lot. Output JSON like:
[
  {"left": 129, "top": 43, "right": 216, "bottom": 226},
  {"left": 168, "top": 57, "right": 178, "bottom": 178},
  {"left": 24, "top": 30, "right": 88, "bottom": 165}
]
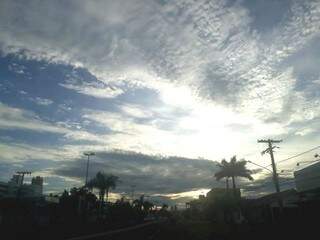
[
  {"left": 142, "top": 200, "right": 154, "bottom": 212},
  {"left": 215, "top": 156, "right": 253, "bottom": 196},
  {"left": 215, "top": 159, "right": 231, "bottom": 190},
  {"left": 87, "top": 172, "right": 119, "bottom": 211}
]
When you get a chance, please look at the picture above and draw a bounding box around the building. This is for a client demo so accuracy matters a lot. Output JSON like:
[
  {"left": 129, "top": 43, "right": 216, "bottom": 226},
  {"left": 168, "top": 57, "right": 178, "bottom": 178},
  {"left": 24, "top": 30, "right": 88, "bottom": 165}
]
[
  {"left": 256, "top": 189, "right": 300, "bottom": 208},
  {"left": 9, "top": 174, "right": 24, "bottom": 185},
  {"left": 294, "top": 161, "right": 320, "bottom": 192},
  {"left": 31, "top": 176, "right": 44, "bottom": 196},
  {"left": 0, "top": 174, "right": 43, "bottom": 199},
  {"left": 0, "top": 181, "right": 19, "bottom": 198},
  {"left": 206, "top": 188, "right": 241, "bottom": 200}
]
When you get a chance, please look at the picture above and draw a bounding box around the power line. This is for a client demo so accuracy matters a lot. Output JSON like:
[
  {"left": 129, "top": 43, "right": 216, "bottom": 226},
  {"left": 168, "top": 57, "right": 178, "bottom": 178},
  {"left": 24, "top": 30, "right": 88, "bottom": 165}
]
[
  {"left": 267, "top": 145, "right": 320, "bottom": 167},
  {"left": 247, "top": 160, "right": 273, "bottom": 173}
]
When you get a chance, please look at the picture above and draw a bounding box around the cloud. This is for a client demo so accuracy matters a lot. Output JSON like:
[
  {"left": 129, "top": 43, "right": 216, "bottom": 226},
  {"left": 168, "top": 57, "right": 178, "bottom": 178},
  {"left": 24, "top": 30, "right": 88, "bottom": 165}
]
[
  {"left": 32, "top": 97, "right": 54, "bottom": 106},
  {"left": 0, "top": 142, "right": 67, "bottom": 163},
  {"left": 0, "top": 0, "right": 319, "bottom": 122},
  {"left": 0, "top": 103, "right": 115, "bottom": 147},
  {"left": 53, "top": 150, "right": 280, "bottom": 200},
  {"left": 1, "top": 0, "right": 320, "bottom": 198},
  {"left": 8, "top": 62, "right": 27, "bottom": 75},
  {"left": 81, "top": 108, "right": 187, "bottom": 155},
  {"left": 54, "top": 150, "right": 220, "bottom": 195},
  {"left": 60, "top": 82, "right": 123, "bottom": 99},
  {"left": 0, "top": 102, "right": 67, "bottom": 133},
  {"left": 242, "top": 174, "right": 295, "bottom": 198},
  {"left": 59, "top": 70, "right": 124, "bottom": 99},
  {"left": 295, "top": 128, "right": 315, "bottom": 136},
  {"left": 0, "top": 0, "right": 318, "bottom": 125}
]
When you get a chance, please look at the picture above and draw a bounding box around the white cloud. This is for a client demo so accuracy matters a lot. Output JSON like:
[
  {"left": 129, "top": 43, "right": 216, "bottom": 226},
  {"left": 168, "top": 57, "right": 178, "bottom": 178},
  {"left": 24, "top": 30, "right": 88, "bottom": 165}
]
[
  {"left": 0, "top": 103, "right": 67, "bottom": 133},
  {"left": 60, "top": 82, "right": 123, "bottom": 99},
  {"left": 82, "top": 99, "right": 288, "bottom": 161},
  {"left": 0, "top": 103, "right": 113, "bottom": 146},
  {"left": 0, "top": 142, "right": 68, "bottom": 162},
  {"left": 1, "top": 0, "right": 320, "bottom": 194},
  {"left": 120, "top": 104, "right": 154, "bottom": 119},
  {"left": 32, "top": 97, "right": 54, "bottom": 106},
  {"left": 295, "top": 128, "right": 315, "bottom": 136},
  {"left": 8, "top": 63, "right": 26, "bottom": 75},
  {"left": 1, "top": 0, "right": 319, "bottom": 117}
]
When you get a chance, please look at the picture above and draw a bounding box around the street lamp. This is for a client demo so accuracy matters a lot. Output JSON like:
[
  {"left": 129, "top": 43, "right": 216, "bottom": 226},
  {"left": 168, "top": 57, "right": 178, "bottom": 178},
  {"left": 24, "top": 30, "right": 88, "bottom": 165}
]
[
  {"left": 84, "top": 152, "right": 95, "bottom": 186},
  {"left": 130, "top": 184, "right": 136, "bottom": 202}
]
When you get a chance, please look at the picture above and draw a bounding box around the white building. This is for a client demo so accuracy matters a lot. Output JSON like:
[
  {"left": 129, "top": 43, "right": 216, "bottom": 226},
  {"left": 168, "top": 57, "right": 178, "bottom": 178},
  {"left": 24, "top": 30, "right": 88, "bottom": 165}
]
[{"left": 0, "top": 174, "right": 43, "bottom": 199}]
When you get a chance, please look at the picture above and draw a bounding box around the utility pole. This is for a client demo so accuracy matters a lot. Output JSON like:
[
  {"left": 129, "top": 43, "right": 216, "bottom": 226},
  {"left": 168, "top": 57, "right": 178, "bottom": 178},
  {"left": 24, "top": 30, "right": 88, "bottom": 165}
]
[
  {"left": 84, "top": 152, "right": 95, "bottom": 186},
  {"left": 258, "top": 139, "right": 283, "bottom": 212}
]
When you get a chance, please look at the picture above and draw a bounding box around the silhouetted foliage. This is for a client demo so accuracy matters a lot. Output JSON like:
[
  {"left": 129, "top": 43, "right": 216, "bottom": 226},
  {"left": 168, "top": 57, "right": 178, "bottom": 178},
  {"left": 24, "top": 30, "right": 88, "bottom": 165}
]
[
  {"left": 215, "top": 156, "right": 253, "bottom": 196},
  {"left": 87, "top": 171, "right": 119, "bottom": 214}
]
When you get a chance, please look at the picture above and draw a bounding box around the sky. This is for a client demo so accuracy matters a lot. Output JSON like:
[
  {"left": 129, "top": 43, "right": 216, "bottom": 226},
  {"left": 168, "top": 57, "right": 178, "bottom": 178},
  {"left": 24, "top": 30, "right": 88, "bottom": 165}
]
[{"left": 1, "top": 0, "right": 320, "bottom": 204}]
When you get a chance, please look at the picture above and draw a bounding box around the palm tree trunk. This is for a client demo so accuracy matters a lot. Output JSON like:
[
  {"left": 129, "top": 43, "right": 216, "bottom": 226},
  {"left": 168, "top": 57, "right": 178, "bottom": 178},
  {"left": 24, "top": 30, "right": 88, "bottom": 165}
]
[
  {"left": 231, "top": 176, "right": 237, "bottom": 197},
  {"left": 226, "top": 177, "right": 229, "bottom": 190},
  {"left": 99, "top": 191, "right": 103, "bottom": 203},
  {"left": 99, "top": 190, "right": 105, "bottom": 215},
  {"left": 105, "top": 188, "right": 109, "bottom": 203}
]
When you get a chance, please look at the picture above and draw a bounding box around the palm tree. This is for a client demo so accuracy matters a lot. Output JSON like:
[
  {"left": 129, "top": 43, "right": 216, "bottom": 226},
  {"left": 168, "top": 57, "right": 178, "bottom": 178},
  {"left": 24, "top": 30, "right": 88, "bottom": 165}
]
[
  {"left": 215, "top": 156, "right": 253, "bottom": 197},
  {"left": 215, "top": 159, "right": 231, "bottom": 190},
  {"left": 87, "top": 172, "right": 119, "bottom": 210}
]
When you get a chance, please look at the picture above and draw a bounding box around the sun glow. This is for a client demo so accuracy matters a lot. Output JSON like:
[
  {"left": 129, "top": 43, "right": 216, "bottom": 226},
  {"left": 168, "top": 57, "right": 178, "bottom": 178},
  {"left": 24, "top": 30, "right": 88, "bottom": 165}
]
[{"left": 164, "top": 188, "right": 211, "bottom": 200}]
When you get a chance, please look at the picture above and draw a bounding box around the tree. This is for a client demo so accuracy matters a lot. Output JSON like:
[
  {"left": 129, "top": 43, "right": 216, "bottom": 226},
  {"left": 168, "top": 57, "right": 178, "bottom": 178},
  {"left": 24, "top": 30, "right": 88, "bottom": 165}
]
[
  {"left": 59, "top": 187, "right": 98, "bottom": 221},
  {"left": 215, "top": 159, "right": 231, "bottom": 190},
  {"left": 142, "top": 201, "right": 154, "bottom": 212},
  {"left": 215, "top": 156, "right": 253, "bottom": 197},
  {"left": 87, "top": 172, "right": 119, "bottom": 210}
]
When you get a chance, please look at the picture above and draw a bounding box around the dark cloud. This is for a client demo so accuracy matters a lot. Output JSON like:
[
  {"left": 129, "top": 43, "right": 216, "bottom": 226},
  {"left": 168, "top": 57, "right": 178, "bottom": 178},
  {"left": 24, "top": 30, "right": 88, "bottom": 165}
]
[
  {"left": 242, "top": 174, "right": 295, "bottom": 198},
  {"left": 243, "top": 0, "right": 292, "bottom": 33},
  {"left": 54, "top": 150, "right": 221, "bottom": 195}
]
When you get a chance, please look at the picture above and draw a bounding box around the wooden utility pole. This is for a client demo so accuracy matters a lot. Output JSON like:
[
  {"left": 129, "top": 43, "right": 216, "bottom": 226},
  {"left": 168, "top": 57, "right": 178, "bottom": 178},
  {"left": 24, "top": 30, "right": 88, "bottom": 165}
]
[{"left": 258, "top": 139, "right": 283, "bottom": 211}]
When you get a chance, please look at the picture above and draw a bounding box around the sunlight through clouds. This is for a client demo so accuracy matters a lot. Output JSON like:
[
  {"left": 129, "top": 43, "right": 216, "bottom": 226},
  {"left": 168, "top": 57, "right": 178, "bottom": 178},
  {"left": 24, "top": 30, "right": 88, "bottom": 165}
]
[{"left": 0, "top": 0, "right": 320, "bottom": 199}]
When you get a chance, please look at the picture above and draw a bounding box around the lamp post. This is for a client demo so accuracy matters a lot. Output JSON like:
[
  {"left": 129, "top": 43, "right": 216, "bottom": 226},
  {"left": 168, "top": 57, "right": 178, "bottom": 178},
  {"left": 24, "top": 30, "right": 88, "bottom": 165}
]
[{"left": 84, "top": 152, "right": 95, "bottom": 186}]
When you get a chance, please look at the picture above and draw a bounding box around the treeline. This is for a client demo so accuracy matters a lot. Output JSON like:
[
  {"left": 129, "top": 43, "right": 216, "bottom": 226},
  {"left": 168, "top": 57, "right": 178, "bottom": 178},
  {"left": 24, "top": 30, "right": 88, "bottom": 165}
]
[{"left": 0, "top": 171, "right": 170, "bottom": 240}]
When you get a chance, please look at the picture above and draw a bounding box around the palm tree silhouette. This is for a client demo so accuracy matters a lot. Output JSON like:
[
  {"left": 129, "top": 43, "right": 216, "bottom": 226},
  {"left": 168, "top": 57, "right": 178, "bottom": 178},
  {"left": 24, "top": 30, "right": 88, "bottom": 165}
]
[
  {"left": 215, "top": 156, "right": 253, "bottom": 196},
  {"left": 215, "top": 159, "right": 231, "bottom": 190},
  {"left": 87, "top": 171, "right": 119, "bottom": 210}
]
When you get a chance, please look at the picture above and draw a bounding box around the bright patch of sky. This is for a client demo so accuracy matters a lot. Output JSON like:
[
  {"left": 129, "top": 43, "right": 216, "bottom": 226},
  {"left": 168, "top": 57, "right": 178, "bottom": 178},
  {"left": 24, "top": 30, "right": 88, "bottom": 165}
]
[{"left": 0, "top": 0, "right": 320, "bottom": 201}]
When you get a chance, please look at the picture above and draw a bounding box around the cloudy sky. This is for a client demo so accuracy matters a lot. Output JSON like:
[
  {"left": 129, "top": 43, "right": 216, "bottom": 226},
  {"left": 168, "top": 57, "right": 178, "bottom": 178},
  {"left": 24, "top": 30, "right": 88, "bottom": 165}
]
[{"left": 1, "top": 0, "right": 320, "bottom": 203}]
